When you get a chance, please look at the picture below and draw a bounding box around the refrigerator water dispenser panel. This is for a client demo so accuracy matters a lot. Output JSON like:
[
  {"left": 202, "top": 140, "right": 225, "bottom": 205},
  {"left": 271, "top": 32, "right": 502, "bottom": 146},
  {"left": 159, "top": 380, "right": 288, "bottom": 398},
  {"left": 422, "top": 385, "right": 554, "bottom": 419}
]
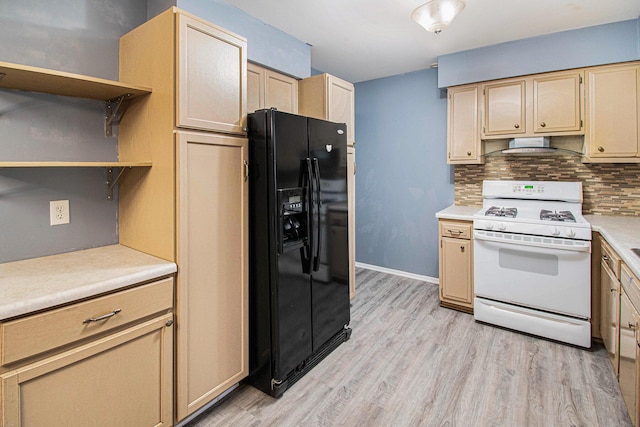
[{"left": 278, "top": 187, "right": 308, "bottom": 253}]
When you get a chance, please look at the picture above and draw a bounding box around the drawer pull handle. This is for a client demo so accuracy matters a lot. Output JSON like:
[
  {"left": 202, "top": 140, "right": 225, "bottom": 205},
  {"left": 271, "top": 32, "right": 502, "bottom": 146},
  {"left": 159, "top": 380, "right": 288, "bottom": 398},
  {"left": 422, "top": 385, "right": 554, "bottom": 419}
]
[
  {"left": 83, "top": 309, "right": 122, "bottom": 324},
  {"left": 447, "top": 229, "right": 463, "bottom": 235}
]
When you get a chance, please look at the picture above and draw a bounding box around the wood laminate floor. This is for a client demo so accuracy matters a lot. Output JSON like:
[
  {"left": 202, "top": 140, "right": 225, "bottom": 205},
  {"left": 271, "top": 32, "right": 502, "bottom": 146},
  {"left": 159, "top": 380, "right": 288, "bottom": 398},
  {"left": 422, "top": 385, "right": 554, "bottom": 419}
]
[{"left": 188, "top": 268, "right": 631, "bottom": 426}]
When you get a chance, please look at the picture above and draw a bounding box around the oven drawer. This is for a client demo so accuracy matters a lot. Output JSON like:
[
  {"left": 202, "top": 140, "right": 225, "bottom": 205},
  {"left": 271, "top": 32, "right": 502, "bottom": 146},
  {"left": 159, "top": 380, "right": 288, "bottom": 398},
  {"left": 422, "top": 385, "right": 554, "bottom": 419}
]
[
  {"left": 0, "top": 277, "right": 174, "bottom": 366},
  {"left": 601, "top": 240, "right": 621, "bottom": 279},
  {"left": 440, "top": 220, "right": 471, "bottom": 239}
]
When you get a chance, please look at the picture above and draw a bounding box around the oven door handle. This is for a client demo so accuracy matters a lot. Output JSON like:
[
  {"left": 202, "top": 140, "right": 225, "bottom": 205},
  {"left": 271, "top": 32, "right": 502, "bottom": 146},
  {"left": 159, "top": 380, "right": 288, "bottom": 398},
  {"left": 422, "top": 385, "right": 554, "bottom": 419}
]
[{"left": 474, "top": 230, "right": 591, "bottom": 253}]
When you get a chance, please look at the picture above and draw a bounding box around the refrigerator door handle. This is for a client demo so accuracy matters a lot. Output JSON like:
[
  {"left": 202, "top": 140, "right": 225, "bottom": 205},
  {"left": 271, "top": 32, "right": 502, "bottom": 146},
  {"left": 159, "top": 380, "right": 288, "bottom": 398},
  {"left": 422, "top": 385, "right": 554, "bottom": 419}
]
[
  {"left": 300, "top": 158, "right": 314, "bottom": 274},
  {"left": 312, "top": 158, "right": 321, "bottom": 272}
]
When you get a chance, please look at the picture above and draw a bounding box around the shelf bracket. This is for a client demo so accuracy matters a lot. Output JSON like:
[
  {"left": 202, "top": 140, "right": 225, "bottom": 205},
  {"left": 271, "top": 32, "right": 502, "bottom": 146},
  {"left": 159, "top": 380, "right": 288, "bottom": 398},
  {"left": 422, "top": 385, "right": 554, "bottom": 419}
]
[
  {"left": 105, "top": 166, "right": 131, "bottom": 200},
  {"left": 104, "top": 94, "right": 132, "bottom": 137}
]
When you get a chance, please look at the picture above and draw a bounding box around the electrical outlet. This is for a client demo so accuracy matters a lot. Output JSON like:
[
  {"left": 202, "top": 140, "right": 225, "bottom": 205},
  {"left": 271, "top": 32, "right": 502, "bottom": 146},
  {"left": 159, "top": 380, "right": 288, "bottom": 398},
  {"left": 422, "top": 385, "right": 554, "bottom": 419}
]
[{"left": 50, "top": 200, "right": 70, "bottom": 226}]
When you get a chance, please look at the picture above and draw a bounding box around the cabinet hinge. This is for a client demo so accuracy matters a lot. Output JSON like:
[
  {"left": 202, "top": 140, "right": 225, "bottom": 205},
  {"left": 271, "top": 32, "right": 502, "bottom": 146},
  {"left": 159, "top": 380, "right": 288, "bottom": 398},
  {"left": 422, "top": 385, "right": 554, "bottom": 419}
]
[
  {"left": 482, "top": 126, "right": 485, "bottom": 133},
  {"left": 440, "top": 240, "right": 442, "bottom": 248},
  {"left": 579, "top": 75, "right": 583, "bottom": 84},
  {"left": 483, "top": 89, "right": 485, "bottom": 95},
  {"left": 580, "top": 119, "right": 583, "bottom": 127}
]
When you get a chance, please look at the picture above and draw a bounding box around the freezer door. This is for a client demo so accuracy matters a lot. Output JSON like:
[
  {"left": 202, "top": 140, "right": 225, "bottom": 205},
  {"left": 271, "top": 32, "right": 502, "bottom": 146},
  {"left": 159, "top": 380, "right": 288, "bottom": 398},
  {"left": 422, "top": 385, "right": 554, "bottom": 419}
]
[
  {"left": 307, "top": 118, "right": 350, "bottom": 350},
  {"left": 270, "top": 110, "right": 309, "bottom": 190}
]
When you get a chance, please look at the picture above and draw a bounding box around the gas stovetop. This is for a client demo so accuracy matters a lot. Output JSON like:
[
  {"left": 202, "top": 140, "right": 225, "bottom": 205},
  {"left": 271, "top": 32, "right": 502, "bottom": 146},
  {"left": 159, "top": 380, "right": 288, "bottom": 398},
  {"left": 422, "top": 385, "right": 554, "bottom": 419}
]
[{"left": 473, "top": 181, "right": 592, "bottom": 240}]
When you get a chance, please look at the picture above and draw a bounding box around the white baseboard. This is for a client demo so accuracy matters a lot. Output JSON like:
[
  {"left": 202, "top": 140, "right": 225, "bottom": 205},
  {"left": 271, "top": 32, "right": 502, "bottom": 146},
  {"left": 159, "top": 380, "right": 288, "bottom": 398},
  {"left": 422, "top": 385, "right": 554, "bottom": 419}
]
[{"left": 355, "top": 262, "right": 439, "bottom": 285}]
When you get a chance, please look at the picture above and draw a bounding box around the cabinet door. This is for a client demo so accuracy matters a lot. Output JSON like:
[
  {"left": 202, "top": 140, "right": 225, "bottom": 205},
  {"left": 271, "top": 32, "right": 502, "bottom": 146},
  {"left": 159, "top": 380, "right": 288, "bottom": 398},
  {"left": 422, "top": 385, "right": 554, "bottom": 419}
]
[
  {"left": 483, "top": 80, "right": 525, "bottom": 136},
  {"left": 347, "top": 146, "right": 356, "bottom": 298},
  {"left": 447, "top": 84, "right": 481, "bottom": 163},
  {"left": 176, "top": 131, "right": 249, "bottom": 419},
  {"left": 619, "top": 290, "right": 638, "bottom": 424},
  {"left": 176, "top": 13, "right": 247, "bottom": 134},
  {"left": 247, "top": 62, "right": 264, "bottom": 114},
  {"left": 440, "top": 237, "right": 473, "bottom": 307},
  {"left": 265, "top": 69, "right": 298, "bottom": 114},
  {"left": 327, "top": 75, "right": 355, "bottom": 146},
  {"left": 586, "top": 64, "right": 639, "bottom": 159},
  {"left": 1, "top": 315, "right": 173, "bottom": 427},
  {"left": 533, "top": 72, "right": 583, "bottom": 133},
  {"left": 601, "top": 261, "right": 620, "bottom": 375}
]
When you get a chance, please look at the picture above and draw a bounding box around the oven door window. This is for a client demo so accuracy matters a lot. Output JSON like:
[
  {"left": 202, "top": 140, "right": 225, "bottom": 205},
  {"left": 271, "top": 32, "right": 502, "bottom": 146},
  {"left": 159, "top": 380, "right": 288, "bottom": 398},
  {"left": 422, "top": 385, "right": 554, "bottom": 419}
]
[{"left": 499, "top": 248, "right": 558, "bottom": 276}]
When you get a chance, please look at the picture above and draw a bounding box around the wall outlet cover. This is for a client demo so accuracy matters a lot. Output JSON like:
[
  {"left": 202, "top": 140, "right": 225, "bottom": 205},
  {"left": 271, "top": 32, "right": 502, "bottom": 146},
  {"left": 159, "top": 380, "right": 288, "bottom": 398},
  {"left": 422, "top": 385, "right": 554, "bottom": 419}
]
[{"left": 50, "top": 200, "right": 70, "bottom": 226}]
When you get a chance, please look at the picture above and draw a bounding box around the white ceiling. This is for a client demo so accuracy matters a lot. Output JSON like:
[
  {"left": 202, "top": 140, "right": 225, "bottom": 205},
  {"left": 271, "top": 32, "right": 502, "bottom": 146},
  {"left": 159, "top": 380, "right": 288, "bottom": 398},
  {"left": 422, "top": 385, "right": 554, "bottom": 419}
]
[{"left": 225, "top": 0, "right": 640, "bottom": 83}]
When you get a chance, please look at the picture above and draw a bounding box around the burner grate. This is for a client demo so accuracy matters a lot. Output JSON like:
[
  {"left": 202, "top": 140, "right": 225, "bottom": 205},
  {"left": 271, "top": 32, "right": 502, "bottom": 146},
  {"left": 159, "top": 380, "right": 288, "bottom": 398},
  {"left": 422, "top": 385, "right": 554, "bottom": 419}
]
[
  {"left": 540, "top": 210, "right": 576, "bottom": 222},
  {"left": 485, "top": 206, "right": 518, "bottom": 218}
]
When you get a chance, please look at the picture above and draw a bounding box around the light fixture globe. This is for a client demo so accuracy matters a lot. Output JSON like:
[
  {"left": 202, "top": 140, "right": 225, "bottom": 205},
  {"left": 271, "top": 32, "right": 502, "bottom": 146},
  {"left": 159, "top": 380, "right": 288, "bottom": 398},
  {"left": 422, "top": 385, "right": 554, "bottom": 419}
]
[{"left": 411, "top": 0, "right": 466, "bottom": 34}]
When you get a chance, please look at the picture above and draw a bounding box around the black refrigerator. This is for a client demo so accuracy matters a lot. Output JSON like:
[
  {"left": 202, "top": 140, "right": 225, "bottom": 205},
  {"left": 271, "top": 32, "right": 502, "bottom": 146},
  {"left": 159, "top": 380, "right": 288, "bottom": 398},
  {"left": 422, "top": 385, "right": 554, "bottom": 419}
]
[{"left": 247, "top": 108, "right": 351, "bottom": 398}]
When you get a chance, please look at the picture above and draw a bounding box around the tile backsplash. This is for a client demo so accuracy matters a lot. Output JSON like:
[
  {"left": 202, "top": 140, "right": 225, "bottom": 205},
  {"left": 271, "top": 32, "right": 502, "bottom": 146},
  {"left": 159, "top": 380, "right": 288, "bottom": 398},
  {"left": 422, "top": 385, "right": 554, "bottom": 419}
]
[{"left": 454, "top": 155, "right": 640, "bottom": 216}]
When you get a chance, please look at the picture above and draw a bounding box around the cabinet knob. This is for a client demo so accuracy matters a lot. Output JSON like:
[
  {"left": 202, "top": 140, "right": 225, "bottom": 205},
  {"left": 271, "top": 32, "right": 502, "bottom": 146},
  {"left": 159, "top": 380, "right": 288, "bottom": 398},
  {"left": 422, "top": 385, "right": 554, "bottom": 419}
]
[
  {"left": 166, "top": 319, "right": 174, "bottom": 327},
  {"left": 460, "top": 246, "right": 465, "bottom": 252},
  {"left": 514, "top": 124, "right": 520, "bottom": 129},
  {"left": 540, "top": 122, "right": 546, "bottom": 127},
  {"left": 598, "top": 146, "right": 605, "bottom": 152},
  {"left": 629, "top": 321, "right": 636, "bottom": 330},
  {"left": 467, "top": 151, "right": 471, "bottom": 156}
]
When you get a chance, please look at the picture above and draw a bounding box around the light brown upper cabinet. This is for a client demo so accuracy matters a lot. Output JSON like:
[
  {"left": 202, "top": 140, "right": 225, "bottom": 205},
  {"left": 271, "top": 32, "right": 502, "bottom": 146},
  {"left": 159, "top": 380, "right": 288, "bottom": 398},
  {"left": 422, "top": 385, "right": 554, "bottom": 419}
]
[
  {"left": 299, "top": 73, "right": 355, "bottom": 146},
  {"left": 447, "top": 84, "right": 482, "bottom": 164},
  {"left": 247, "top": 62, "right": 298, "bottom": 114},
  {"left": 483, "top": 79, "right": 526, "bottom": 137},
  {"left": 176, "top": 12, "right": 247, "bottom": 134},
  {"left": 584, "top": 62, "right": 640, "bottom": 162},
  {"left": 533, "top": 71, "right": 582, "bottom": 133},
  {"left": 480, "top": 70, "right": 584, "bottom": 139}
]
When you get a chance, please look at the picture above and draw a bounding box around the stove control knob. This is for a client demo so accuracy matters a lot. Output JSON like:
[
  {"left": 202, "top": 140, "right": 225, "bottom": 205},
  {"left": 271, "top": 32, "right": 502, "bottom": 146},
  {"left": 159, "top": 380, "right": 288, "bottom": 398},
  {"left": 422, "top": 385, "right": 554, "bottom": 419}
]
[
  {"left": 485, "top": 222, "right": 494, "bottom": 230},
  {"left": 565, "top": 229, "right": 576, "bottom": 238},
  {"left": 551, "top": 227, "right": 561, "bottom": 236},
  {"left": 498, "top": 223, "right": 506, "bottom": 231}
]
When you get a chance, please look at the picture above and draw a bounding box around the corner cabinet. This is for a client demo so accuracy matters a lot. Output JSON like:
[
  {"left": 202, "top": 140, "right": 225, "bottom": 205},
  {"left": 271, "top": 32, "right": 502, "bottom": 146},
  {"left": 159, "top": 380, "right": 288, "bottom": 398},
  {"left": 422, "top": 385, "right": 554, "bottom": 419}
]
[
  {"left": 584, "top": 62, "right": 640, "bottom": 162},
  {"left": 299, "top": 73, "right": 355, "bottom": 146},
  {"left": 0, "top": 278, "right": 174, "bottom": 427},
  {"left": 118, "top": 7, "right": 248, "bottom": 422},
  {"left": 447, "top": 84, "right": 482, "bottom": 164},
  {"left": 438, "top": 219, "right": 473, "bottom": 313},
  {"left": 247, "top": 62, "right": 298, "bottom": 114}
]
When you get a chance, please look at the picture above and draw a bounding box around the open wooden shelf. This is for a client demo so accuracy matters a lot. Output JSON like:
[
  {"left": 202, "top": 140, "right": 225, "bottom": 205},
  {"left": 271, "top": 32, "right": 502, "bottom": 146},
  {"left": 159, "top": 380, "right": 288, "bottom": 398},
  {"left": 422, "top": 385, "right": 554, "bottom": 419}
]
[
  {"left": 0, "top": 61, "right": 151, "bottom": 100},
  {"left": 0, "top": 161, "right": 152, "bottom": 168}
]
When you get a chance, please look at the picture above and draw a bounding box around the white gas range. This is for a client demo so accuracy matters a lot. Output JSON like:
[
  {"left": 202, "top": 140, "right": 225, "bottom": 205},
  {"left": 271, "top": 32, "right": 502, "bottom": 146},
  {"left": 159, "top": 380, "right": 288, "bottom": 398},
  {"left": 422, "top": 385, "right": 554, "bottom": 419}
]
[{"left": 473, "top": 180, "right": 592, "bottom": 348}]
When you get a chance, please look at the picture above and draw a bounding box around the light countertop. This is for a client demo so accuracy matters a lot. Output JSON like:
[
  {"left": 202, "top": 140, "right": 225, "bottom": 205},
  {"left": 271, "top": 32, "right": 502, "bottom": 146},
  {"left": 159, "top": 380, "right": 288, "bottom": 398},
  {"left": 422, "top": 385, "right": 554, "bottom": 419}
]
[
  {"left": 0, "top": 244, "right": 177, "bottom": 320},
  {"left": 586, "top": 215, "right": 640, "bottom": 280},
  {"left": 435, "top": 205, "right": 479, "bottom": 221}
]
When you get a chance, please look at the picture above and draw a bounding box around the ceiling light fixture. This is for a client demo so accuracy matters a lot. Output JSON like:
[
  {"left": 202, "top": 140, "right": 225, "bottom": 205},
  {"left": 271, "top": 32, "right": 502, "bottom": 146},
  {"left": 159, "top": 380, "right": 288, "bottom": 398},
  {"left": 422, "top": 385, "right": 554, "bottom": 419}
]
[{"left": 411, "top": 0, "right": 466, "bottom": 34}]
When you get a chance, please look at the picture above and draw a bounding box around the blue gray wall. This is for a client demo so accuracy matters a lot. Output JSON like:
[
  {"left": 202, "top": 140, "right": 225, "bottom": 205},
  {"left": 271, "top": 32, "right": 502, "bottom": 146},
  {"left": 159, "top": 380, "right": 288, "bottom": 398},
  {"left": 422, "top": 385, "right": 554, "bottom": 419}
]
[
  {"left": 438, "top": 18, "right": 640, "bottom": 88},
  {"left": 354, "top": 69, "right": 452, "bottom": 278},
  {"left": 0, "top": 0, "right": 148, "bottom": 263},
  {"left": 177, "top": 0, "right": 311, "bottom": 78}
]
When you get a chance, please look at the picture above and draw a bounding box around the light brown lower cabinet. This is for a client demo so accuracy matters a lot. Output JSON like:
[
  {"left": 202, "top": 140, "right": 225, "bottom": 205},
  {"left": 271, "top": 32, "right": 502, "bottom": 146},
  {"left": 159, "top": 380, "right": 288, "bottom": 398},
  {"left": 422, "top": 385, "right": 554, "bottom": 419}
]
[
  {"left": 438, "top": 219, "right": 473, "bottom": 313},
  {"left": 0, "top": 279, "right": 174, "bottom": 427},
  {"left": 176, "top": 131, "right": 249, "bottom": 419},
  {"left": 600, "top": 239, "right": 622, "bottom": 375}
]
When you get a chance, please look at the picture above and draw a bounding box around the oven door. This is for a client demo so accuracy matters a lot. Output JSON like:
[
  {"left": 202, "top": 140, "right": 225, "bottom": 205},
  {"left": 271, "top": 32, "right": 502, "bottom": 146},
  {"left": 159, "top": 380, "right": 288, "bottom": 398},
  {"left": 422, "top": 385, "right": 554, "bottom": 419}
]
[{"left": 474, "top": 230, "right": 591, "bottom": 318}]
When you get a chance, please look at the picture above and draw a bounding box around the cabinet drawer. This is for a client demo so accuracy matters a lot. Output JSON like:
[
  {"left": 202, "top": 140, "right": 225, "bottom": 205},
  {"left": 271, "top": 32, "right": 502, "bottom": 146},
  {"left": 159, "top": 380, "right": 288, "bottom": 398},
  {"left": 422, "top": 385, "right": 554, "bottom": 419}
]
[
  {"left": 440, "top": 221, "right": 472, "bottom": 239},
  {"left": 622, "top": 263, "right": 640, "bottom": 312},
  {"left": 1, "top": 277, "right": 173, "bottom": 366},
  {"left": 601, "top": 240, "right": 621, "bottom": 279}
]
